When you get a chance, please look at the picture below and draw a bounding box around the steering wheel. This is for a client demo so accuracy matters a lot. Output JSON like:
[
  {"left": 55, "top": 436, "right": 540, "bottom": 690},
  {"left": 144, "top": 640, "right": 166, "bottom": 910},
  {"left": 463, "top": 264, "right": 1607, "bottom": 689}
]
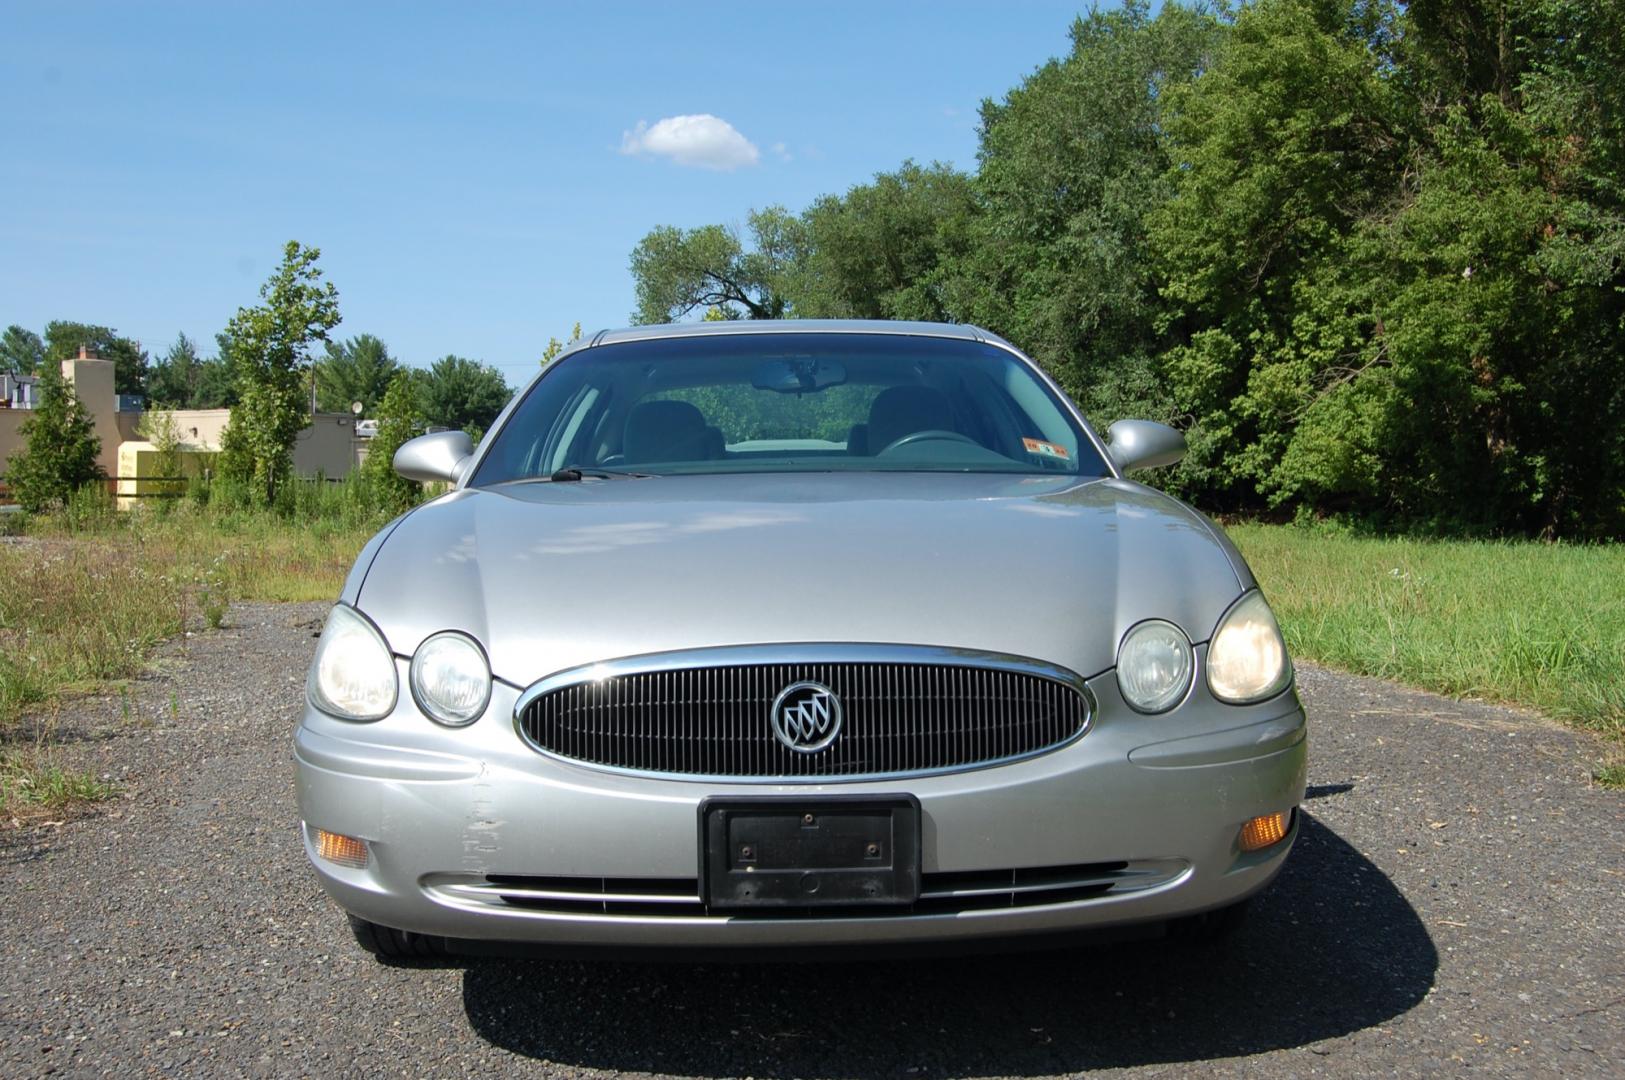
[{"left": 878, "top": 429, "right": 980, "bottom": 455}]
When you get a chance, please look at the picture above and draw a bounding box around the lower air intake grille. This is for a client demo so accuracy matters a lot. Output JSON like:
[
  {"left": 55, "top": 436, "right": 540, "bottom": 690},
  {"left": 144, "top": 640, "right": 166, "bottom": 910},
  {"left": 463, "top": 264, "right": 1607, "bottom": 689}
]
[{"left": 425, "top": 860, "right": 1189, "bottom": 918}]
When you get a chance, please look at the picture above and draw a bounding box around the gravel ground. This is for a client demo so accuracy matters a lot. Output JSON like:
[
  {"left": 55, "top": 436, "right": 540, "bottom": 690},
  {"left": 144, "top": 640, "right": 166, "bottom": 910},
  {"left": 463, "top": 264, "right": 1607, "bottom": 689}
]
[{"left": 0, "top": 601, "right": 1620, "bottom": 1078}]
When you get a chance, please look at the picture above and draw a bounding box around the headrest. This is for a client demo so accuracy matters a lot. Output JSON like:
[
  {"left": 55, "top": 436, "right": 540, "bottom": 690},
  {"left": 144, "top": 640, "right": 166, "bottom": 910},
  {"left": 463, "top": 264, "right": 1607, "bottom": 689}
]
[{"left": 623, "top": 399, "right": 709, "bottom": 463}]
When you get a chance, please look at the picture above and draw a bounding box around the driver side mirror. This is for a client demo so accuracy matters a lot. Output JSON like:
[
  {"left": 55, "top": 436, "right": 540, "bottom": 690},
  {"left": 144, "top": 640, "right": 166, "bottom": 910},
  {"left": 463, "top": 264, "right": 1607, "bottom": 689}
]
[
  {"left": 394, "top": 430, "right": 475, "bottom": 484},
  {"left": 1106, "top": 420, "right": 1185, "bottom": 472}
]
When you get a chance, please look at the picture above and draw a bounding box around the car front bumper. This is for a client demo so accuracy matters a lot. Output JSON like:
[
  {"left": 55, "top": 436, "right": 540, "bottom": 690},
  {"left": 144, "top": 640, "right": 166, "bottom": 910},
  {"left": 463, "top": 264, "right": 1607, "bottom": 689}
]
[{"left": 294, "top": 663, "right": 1307, "bottom": 951}]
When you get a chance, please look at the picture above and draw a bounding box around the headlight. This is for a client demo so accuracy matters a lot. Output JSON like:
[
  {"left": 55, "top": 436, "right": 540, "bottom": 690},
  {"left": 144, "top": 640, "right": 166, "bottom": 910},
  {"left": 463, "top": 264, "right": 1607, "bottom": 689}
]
[
  {"left": 307, "top": 604, "right": 397, "bottom": 721},
  {"left": 409, "top": 632, "right": 491, "bottom": 726},
  {"left": 1207, "top": 591, "right": 1292, "bottom": 703},
  {"left": 1117, "top": 619, "right": 1194, "bottom": 713}
]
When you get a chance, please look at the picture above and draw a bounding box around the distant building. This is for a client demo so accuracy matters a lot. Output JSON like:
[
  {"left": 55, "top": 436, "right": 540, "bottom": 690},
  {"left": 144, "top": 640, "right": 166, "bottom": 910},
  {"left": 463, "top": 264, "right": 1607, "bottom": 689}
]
[
  {"left": 0, "top": 349, "right": 364, "bottom": 499},
  {"left": 1, "top": 371, "right": 37, "bottom": 409}
]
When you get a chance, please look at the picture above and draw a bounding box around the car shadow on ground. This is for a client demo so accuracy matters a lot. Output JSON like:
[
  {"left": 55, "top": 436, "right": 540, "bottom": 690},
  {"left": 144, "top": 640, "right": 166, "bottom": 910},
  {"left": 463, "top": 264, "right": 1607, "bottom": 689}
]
[{"left": 460, "top": 811, "right": 1435, "bottom": 1075}]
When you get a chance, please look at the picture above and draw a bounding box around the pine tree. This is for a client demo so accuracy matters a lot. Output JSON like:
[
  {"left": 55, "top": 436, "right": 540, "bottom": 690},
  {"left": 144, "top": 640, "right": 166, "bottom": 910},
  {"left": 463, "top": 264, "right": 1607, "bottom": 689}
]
[{"left": 5, "top": 363, "right": 103, "bottom": 512}]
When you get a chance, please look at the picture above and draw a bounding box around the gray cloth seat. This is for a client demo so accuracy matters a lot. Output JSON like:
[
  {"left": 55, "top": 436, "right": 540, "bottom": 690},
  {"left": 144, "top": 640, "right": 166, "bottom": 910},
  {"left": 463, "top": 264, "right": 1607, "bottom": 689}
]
[
  {"left": 623, "top": 400, "right": 713, "bottom": 464},
  {"left": 866, "top": 385, "right": 955, "bottom": 452}
]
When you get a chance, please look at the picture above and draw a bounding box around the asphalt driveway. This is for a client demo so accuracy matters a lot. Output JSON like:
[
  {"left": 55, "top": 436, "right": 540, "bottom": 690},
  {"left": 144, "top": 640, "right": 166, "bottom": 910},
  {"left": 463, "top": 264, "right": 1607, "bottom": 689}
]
[{"left": 0, "top": 602, "right": 1619, "bottom": 1077}]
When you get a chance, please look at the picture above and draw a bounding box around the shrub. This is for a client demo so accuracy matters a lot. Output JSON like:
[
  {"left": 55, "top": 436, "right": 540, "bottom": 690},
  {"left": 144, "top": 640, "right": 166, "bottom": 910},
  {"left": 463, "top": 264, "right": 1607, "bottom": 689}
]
[
  {"left": 4, "top": 362, "right": 103, "bottom": 512},
  {"left": 362, "top": 370, "right": 427, "bottom": 515}
]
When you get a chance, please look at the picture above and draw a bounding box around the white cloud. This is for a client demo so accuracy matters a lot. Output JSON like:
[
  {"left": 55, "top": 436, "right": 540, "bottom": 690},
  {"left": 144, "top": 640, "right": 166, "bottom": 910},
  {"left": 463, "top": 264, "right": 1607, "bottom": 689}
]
[
  {"left": 620, "top": 114, "right": 760, "bottom": 170},
  {"left": 770, "top": 141, "right": 791, "bottom": 162}
]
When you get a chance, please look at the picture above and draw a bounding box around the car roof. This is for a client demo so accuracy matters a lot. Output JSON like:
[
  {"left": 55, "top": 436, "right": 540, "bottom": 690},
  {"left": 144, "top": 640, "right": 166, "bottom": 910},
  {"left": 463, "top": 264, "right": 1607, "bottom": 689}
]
[{"left": 583, "top": 319, "right": 1013, "bottom": 350}]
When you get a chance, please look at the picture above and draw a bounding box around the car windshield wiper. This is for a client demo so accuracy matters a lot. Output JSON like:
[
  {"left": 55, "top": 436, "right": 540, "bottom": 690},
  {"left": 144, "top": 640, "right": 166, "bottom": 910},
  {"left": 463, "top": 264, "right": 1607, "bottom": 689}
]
[
  {"left": 544, "top": 466, "right": 651, "bottom": 482},
  {"left": 492, "top": 468, "right": 651, "bottom": 487}
]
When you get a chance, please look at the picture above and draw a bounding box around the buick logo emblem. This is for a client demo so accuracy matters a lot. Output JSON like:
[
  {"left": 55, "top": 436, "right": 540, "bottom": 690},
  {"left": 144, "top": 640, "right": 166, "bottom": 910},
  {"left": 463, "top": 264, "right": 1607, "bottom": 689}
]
[{"left": 771, "top": 681, "right": 843, "bottom": 753}]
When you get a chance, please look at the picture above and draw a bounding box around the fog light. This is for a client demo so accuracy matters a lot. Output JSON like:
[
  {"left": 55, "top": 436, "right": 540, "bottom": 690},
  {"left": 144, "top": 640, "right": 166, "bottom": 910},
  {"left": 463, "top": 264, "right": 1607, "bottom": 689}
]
[
  {"left": 1238, "top": 811, "right": 1290, "bottom": 852},
  {"left": 315, "top": 828, "right": 369, "bottom": 868}
]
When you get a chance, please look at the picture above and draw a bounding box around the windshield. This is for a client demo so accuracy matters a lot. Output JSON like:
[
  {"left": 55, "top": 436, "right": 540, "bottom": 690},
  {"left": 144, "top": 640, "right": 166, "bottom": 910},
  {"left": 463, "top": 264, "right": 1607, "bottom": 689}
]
[{"left": 471, "top": 332, "right": 1108, "bottom": 483}]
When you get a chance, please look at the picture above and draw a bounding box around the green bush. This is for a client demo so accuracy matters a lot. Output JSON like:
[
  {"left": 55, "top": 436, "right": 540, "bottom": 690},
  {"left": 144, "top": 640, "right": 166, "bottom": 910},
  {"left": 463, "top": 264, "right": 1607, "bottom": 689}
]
[
  {"left": 362, "top": 371, "right": 428, "bottom": 516},
  {"left": 4, "top": 362, "right": 103, "bottom": 512}
]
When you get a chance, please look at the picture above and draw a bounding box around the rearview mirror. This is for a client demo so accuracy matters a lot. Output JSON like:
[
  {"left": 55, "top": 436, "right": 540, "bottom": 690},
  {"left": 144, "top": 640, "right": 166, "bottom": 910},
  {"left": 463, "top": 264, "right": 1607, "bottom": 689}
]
[
  {"left": 751, "top": 357, "right": 847, "bottom": 394},
  {"left": 1106, "top": 420, "right": 1185, "bottom": 472},
  {"left": 394, "top": 430, "right": 474, "bottom": 484}
]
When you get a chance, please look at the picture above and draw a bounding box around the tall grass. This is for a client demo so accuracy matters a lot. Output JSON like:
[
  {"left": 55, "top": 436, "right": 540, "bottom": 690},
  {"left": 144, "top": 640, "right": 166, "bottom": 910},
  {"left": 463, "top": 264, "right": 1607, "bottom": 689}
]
[
  {"left": 22, "top": 475, "right": 388, "bottom": 603},
  {"left": 2, "top": 479, "right": 384, "bottom": 728},
  {"left": 0, "top": 541, "right": 185, "bottom": 724},
  {"left": 1230, "top": 524, "right": 1625, "bottom": 777},
  {"left": 1, "top": 477, "right": 386, "bottom": 816}
]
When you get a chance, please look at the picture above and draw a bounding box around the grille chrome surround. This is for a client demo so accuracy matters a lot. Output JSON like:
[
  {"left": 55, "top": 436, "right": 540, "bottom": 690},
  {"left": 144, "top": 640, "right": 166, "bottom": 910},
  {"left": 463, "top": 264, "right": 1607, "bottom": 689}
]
[{"left": 512, "top": 644, "right": 1094, "bottom": 782}]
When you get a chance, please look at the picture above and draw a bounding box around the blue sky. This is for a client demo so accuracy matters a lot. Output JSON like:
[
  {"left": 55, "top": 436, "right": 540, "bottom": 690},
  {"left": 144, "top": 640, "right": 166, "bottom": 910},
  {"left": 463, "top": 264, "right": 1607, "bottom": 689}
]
[{"left": 3, "top": 2, "right": 1096, "bottom": 386}]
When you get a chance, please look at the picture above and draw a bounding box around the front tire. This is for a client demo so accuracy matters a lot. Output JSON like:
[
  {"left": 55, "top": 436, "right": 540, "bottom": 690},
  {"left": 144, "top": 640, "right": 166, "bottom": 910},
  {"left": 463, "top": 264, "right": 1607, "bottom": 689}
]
[
  {"left": 347, "top": 914, "right": 449, "bottom": 960},
  {"left": 1165, "top": 898, "right": 1251, "bottom": 945}
]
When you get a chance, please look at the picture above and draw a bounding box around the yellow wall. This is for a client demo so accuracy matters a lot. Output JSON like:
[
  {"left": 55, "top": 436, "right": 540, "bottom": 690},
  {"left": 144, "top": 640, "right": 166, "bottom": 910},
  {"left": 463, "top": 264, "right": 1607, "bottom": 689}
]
[
  {"left": 155, "top": 409, "right": 233, "bottom": 451},
  {"left": 151, "top": 409, "right": 358, "bottom": 476},
  {"left": 115, "top": 443, "right": 215, "bottom": 508},
  {"left": 62, "top": 357, "right": 122, "bottom": 477}
]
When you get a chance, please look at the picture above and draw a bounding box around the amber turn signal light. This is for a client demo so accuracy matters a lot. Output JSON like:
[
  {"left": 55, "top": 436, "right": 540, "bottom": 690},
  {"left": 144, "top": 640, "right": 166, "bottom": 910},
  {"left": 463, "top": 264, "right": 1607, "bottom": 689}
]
[
  {"left": 1238, "top": 811, "right": 1290, "bottom": 852},
  {"left": 315, "top": 828, "right": 369, "bottom": 868}
]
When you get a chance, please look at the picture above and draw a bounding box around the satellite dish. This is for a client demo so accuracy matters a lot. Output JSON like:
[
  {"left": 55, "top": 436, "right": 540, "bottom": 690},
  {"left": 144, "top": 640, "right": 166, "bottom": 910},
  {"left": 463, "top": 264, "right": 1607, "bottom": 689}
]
[{"left": 350, "top": 400, "right": 363, "bottom": 415}]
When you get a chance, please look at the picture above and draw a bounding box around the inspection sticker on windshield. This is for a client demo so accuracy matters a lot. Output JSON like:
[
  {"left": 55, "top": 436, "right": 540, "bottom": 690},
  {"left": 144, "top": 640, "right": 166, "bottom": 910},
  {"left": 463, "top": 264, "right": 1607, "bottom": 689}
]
[{"left": 1022, "top": 438, "right": 1070, "bottom": 461}]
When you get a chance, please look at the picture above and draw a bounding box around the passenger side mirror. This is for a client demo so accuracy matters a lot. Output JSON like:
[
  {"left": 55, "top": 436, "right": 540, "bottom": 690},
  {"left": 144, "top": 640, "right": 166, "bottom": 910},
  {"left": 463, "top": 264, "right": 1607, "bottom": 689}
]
[
  {"left": 1106, "top": 420, "right": 1185, "bottom": 472},
  {"left": 394, "top": 430, "right": 475, "bottom": 484}
]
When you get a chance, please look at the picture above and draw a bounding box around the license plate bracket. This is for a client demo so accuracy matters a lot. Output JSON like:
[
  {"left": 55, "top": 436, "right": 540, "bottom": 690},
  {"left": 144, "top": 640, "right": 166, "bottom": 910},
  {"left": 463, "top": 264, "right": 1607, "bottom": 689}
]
[{"left": 700, "top": 795, "right": 921, "bottom": 909}]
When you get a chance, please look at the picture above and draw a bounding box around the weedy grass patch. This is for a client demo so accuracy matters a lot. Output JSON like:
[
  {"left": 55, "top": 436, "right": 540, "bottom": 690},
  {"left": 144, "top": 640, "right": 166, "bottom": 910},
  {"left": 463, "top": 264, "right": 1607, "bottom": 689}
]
[
  {"left": 0, "top": 750, "right": 116, "bottom": 821},
  {"left": 1230, "top": 524, "right": 1625, "bottom": 785},
  {"left": 0, "top": 540, "right": 184, "bottom": 727},
  {"left": 0, "top": 485, "right": 381, "bottom": 816}
]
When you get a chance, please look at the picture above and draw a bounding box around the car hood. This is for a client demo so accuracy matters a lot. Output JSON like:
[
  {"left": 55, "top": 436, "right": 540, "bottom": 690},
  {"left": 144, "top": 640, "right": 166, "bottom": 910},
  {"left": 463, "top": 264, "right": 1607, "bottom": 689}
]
[{"left": 353, "top": 473, "right": 1251, "bottom": 688}]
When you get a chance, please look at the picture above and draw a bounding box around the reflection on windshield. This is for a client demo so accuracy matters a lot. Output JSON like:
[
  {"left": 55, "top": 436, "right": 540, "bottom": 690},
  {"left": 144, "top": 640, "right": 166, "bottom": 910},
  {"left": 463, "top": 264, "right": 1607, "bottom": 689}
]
[{"left": 472, "top": 333, "right": 1108, "bottom": 485}]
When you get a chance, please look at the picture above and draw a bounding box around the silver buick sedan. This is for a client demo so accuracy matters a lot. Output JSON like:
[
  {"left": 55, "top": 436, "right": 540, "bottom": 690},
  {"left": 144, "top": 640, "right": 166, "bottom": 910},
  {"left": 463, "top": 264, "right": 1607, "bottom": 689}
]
[{"left": 296, "top": 320, "right": 1306, "bottom": 959}]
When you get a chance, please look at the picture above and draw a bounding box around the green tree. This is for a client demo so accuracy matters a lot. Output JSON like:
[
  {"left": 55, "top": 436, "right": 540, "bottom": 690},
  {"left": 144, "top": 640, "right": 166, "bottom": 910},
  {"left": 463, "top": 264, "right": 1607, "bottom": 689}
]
[
  {"left": 540, "top": 323, "right": 582, "bottom": 367},
  {"left": 218, "top": 241, "right": 342, "bottom": 502},
  {"left": 1147, "top": 0, "right": 1410, "bottom": 503},
  {"left": 418, "top": 355, "right": 510, "bottom": 438},
  {"left": 146, "top": 333, "right": 201, "bottom": 407},
  {"left": 629, "top": 207, "right": 803, "bottom": 322},
  {"left": 189, "top": 332, "right": 242, "bottom": 409},
  {"left": 949, "top": 1, "right": 1224, "bottom": 427},
  {"left": 317, "top": 333, "right": 398, "bottom": 414},
  {"left": 43, "top": 321, "right": 149, "bottom": 397},
  {"left": 4, "top": 361, "right": 103, "bottom": 511},
  {"left": 794, "top": 160, "right": 976, "bottom": 322},
  {"left": 1, "top": 325, "right": 44, "bottom": 376},
  {"left": 1149, "top": 0, "right": 1625, "bottom": 536},
  {"left": 362, "top": 369, "right": 427, "bottom": 514}
]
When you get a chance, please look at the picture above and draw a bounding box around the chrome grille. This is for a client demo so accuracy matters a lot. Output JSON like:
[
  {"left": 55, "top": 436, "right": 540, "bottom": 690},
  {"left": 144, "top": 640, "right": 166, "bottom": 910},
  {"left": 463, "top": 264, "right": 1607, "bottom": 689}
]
[{"left": 514, "top": 645, "right": 1092, "bottom": 780}]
